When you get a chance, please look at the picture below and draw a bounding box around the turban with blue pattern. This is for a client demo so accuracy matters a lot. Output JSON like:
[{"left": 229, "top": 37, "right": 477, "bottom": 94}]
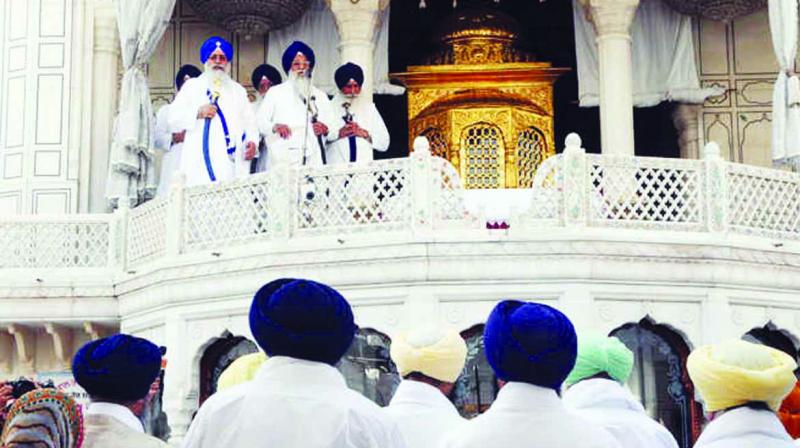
[
  {"left": 251, "top": 64, "right": 282, "bottom": 89},
  {"left": 72, "top": 334, "right": 162, "bottom": 402},
  {"left": 281, "top": 41, "right": 315, "bottom": 74},
  {"left": 175, "top": 64, "right": 201, "bottom": 90},
  {"left": 200, "top": 36, "right": 234, "bottom": 64},
  {"left": 249, "top": 279, "right": 356, "bottom": 365},
  {"left": 335, "top": 62, "right": 364, "bottom": 90},
  {"left": 484, "top": 300, "right": 577, "bottom": 390}
]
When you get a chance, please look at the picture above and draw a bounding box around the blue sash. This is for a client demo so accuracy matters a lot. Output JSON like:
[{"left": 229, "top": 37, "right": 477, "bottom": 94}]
[
  {"left": 202, "top": 90, "right": 236, "bottom": 182},
  {"left": 348, "top": 136, "right": 357, "bottom": 163}
]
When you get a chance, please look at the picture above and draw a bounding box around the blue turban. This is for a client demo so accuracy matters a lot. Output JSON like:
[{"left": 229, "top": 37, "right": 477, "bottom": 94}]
[
  {"left": 249, "top": 279, "right": 356, "bottom": 365},
  {"left": 175, "top": 64, "right": 201, "bottom": 90},
  {"left": 72, "top": 334, "right": 162, "bottom": 402},
  {"left": 200, "top": 36, "right": 234, "bottom": 64},
  {"left": 484, "top": 301, "right": 577, "bottom": 390},
  {"left": 334, "top": 62, "right": 364, "bottom": 90},
  {"left": 281, "top": 41, "right": 315, "bottom": 74},
  {"left": 251, "top": 64, "right": 282, "bottom": 89}
]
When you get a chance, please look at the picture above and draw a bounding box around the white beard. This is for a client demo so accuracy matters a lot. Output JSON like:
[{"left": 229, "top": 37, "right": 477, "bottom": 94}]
[
  {"left": 289, "top": 71, "right": 312, "bottom": 99},
  {"left": 204, "top": 62, "right": 232, "bottom": 89}
]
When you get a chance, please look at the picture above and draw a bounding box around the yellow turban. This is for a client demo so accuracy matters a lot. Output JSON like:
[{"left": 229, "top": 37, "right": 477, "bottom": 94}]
[
  {"left": 217, "top": 352, "right": 268, "bottom": 392},
  {"left": 687, "top": 339, "right": 797, "bottom": 412},
  {"left": 391, "top": 327, "right": 468, "bottom": 383}
]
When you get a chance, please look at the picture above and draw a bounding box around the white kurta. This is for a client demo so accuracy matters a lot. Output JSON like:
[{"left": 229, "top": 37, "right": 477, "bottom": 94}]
[
  {"left": 694, "top": 407, "right": 795, "bottom": 448},
  {"left": 168, "top": 73, "right": 257, "bottom": 187},
  {"left": 154, "top": 104, "right": 183, "bottom": 196},
  {"left": 250, "top": 95, "right": 269, "bottom": 174},
  {"left": 256, "top": 81, "right": 336, "bottom": 170},
  {"left": 182, "top": 356, "right": 407, "bottom": 448},
  {"left": 326, "top": 94, "right": 390, "bottom": 165},
  {"left": 383, "top": 380, "right": 464, "bottom": 448},
  {"left": 563, "top": 378, "right": 679, "bottom": 448},
  {"left": 441, "top": 382, "right": 622, "bottom": 448}
]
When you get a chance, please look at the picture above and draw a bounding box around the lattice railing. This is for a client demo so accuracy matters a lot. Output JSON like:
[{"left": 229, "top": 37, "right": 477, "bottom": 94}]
[
  {"left": 128, "top": 197, "right": 169, "bottom": 266},
  {"left": 524, "top": 154, "right": 562, "bottom": 223},
  {"left": 0, "top": 217, "right": 112, "bottom": 268},
  {"left": 585, "top": 154, "right": 706, "bottom": 231},
  {"left": 727, "top": 163, "right": 800, "bottom": 239},
  {"left": 183, "top": 174, "right": 272, "bottom": 253},
  {"left": 431, "top": 156, "right": 468, "bottom": 222},
  {"left": 293, "top": 158, "right": 412, "bottom": 236}
]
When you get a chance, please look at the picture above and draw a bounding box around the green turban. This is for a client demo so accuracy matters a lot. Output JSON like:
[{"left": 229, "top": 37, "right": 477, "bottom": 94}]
[{"left": 564, "top": 335, "right": 634, "bottom": 387}]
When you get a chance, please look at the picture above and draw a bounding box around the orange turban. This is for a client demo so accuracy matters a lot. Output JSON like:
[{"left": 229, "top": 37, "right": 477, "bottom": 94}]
[{"left": 779, "top": 380, "right": 800, "bottom": 439}]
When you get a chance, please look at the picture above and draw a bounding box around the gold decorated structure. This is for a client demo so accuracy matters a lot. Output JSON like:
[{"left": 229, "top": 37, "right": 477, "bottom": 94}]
[{"left": 392, "top": 9, "right": 567, "bottom": 189}]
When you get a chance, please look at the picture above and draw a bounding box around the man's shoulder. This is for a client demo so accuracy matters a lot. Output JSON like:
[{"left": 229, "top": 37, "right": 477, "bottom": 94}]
[
  {"left": 83, "top": 415, "right": 169, "bottom": 448},
  {"left": 196, "top": 382, "right": 250, "bottom": 417}
]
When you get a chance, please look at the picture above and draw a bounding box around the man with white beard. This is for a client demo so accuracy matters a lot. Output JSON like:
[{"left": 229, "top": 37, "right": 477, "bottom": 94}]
[
  {"left": 168, "top": 36, "right": 258, "bottom": 186},
  {"left": 327, "top": 62, "right": 389, "bottom": 164},
  {"left": 249, "top": 64, "right": 282, "bottom": 174},
  {"left": 154, "top": 64, "right": 201, "bottom": 196},
  {"left": 256, "top": 41, "right": 335, "bottom": 170}
]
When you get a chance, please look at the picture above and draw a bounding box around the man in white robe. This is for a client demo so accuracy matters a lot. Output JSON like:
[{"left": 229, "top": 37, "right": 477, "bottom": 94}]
[
  {"left": 327, "top": 62, "right": 389, "bottom": 165},
  {"left": 441, "top": 301, "right": 622, "bottom": 448},
  {"left": 182, "top": 279, "right": 407, "bottom": 448},
  {"left": 688, "top": 339, "right": 797, "bottom": 448},
  {"left": 256, "top": 41, "right": 335, "bottom": 170},
  {"left": 384, "top": 327, "right": 466, "bottom": 448},
  {"left": 154, "top": 64, "right": 201, "bottom": 196},
  {"left": 562, "top": 335, "right": 679, "bottom": 448},
  {"left": 249, "top": 64, "right": 282, "bottom": 174},
  {"left": 168, "top": 36, "right": 257, "bottom": 187}
]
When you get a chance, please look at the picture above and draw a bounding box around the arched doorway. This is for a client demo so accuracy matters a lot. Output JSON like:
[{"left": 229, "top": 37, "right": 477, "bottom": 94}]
[
  {"left": 610, "top": 318, "right": 702, "bottom": 448},
  {"left": 198, "top": 332, "right": 258, "bottom": 404},
  {"left": 337, "top": 328, "right": 400, "bottom": 406},
  {"left": 452, "top": 324, "right": 498, "bottom": 418},
  {"left": 743, "top": 323, "right": 799, "bottom": 361}
]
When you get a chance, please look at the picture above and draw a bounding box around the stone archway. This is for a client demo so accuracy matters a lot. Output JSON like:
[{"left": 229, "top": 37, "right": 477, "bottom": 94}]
[
  {"left": 451, "top": 324, "right": 498, "bottom": 418},
  {"left": 610, "top": 317, "right": 703, "bottom": 448},
  {"left": 198, "top": 332, "right": 258, "bottom": 404}
]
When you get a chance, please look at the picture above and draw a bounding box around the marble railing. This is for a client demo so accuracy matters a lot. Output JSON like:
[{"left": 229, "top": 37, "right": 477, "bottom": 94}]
[{"left": 2, "top": 133, "right": 799, "bottom": 271}]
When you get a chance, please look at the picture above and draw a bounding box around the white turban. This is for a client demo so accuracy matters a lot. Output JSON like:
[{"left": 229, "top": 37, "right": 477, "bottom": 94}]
[
  {"left": 687, "top": 339, "right": 797, "bottom": 412},
  {"left": 391, "top": 327, "right": 468, "bottom": 383}
]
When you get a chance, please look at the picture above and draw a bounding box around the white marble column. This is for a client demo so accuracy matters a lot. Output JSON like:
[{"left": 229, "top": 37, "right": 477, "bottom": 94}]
[
  {"left": 326, "top": 0, "right": 390, "bottom": 99},
  {"left": 89, "top": 2, "right": 120, "bottom": 213},
  {"left": 589, "top": 0, "right": 639, "bottom": 156},
  {"left": 672, "top": 104, "right": 702, "bottom": 159}
]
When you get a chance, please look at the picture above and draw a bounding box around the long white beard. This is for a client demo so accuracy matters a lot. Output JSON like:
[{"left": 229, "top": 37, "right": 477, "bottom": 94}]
[
  {"left": 289, "top": 71, "right": 312, "bottom": 98},
  {"left": 204, "top": 62, "right": 232, "bottom": 89}
]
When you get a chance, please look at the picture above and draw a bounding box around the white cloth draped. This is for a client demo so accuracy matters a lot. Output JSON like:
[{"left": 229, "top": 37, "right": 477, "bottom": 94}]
[
  {"left": 383, "top": 380, "right": 465, "bottom": 448},
  {"left": 267, "top": 0, "right": 402, "bottom": 96},
  {"left": 182, "top": 356, "right": 407, "bottom": 448},
  {"left": 106, "top": 0, "right": 176, "bottom": 207},
  {"left": 769, "top": 0, "right": 800, "bottom": 169},
  {"left": 327, "top": 94, "right": 390, "bottom": 164},
  {"left": 573, "top": 0, "right": 721, "bottom": 108},
  {"left": 694, "top": 407, "right": 795, "bottom": 448},
  {"left": 563, "top": 379, "right": 679, "bottom": 448}
]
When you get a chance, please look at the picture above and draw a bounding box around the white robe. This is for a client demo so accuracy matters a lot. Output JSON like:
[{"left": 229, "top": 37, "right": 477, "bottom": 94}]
[
  {"left": 250, "top": 95, "right": 269, "bottom": 173},
  {"left": 383, "top": 380, "right": 465, "bottom": 448},
  {"left": 256, "top": 81, "right": 336, "bottom": 170},
  {"left": 326, "top": 94, "right": 390, "bottom": 165},
  {"left": 694, "top": 407, "right": 795, "bottom": 448},
  {"left": 441, "top": 382, "right": 622, "bottom": 448},
  {"left": 182, "top": 356, "right": 407, "bottom": 448},
  {"left": 154, "top": 103, "right": 182, "bottom": 196},
  {"left": 168, "top": 73, "right": 257, "bottom": 187},
  {"left": 563, "top": 378, "right": 679, "bottom": 448}
]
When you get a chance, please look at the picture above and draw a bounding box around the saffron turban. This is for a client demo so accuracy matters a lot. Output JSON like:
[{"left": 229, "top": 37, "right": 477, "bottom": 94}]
[
  {"left": 687, "top": 339, "right": 797, "bottom": 412},
  {"left": 251, "top": 64, "right": 282, "bottom": 89},
  {"left": 390, "top": 326, "right": 468, "bottom": 383},
  {"left": 217, "top": 352, "right": 268, "bottom": 392},
  {"left": 176, "top": 64, "right": 201, "bottom": 90},
  {"left": 281, "top": 41, "right": 315, "bottom": 74},
  {"left": 334, "top": 62, "right": 364, "bottom": 90},
  {"left": 564, "top": 335, "right": 634, "bottom": 387},
  {"left": 484, "top": 300, "right": 577, "bottom": 390},
  {"left": 249, "top": 279, "right": 356, "bottom": 365},
  {"left": 200, "top": 36, "right": 233, "bottom": 64},
  {"left": 0, "top": 389, "right": 84, "bottom": 448},
  {"left": 72, "top": 334, "right": 162, "bottom": 402}
]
